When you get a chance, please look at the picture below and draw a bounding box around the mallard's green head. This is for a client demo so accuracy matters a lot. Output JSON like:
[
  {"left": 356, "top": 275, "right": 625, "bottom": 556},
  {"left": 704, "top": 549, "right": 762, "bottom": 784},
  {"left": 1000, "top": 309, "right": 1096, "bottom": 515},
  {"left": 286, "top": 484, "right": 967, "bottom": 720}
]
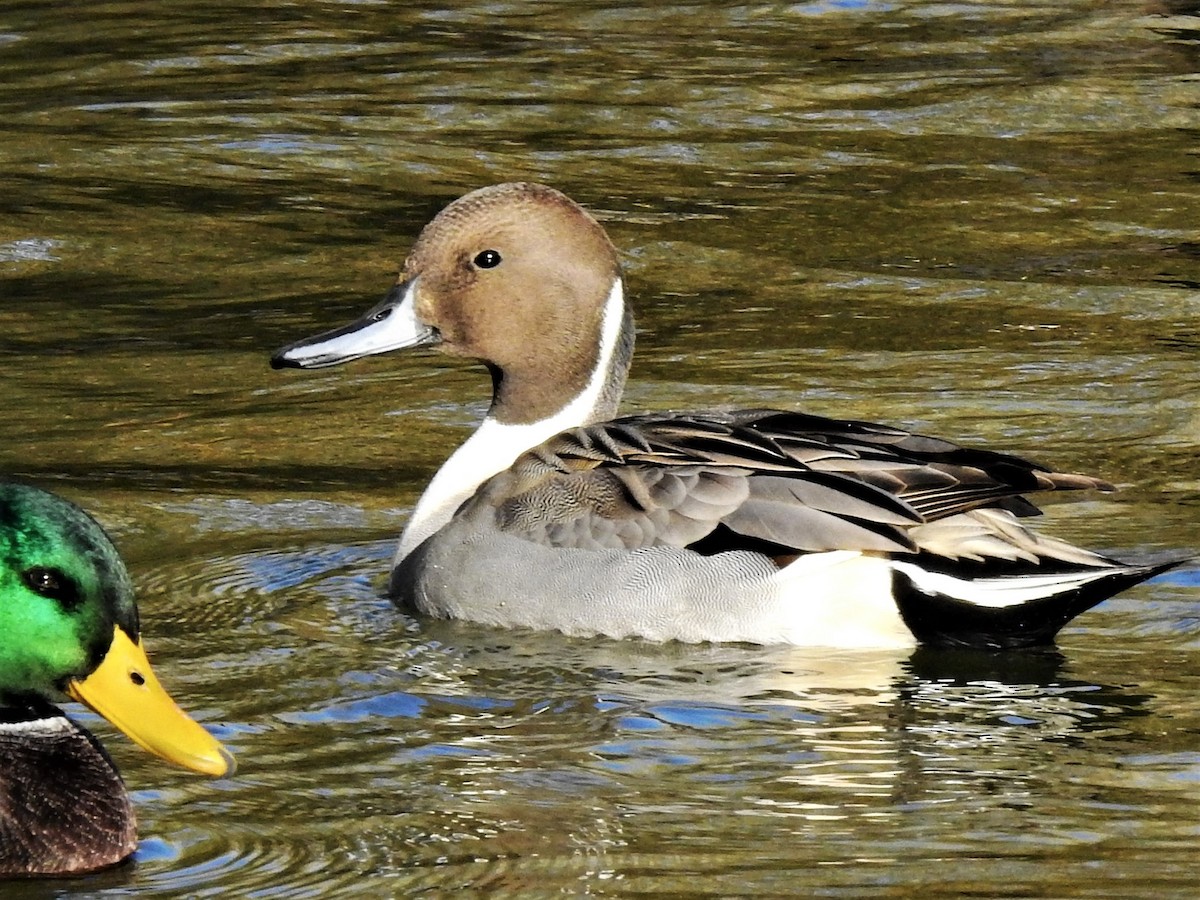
[
  {"left": 0, "top": 483, "right": 138, "bottom": 700},
  {"left": 0, "top": 483, "right": 233, "bottom": 776}
]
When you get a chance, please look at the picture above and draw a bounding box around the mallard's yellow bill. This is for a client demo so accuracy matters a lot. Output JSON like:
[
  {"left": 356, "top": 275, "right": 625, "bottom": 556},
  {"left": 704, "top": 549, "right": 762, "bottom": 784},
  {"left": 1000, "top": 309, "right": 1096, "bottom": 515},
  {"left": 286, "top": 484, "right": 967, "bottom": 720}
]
[{"left": 66, "top": 627, "right": 235, "bottom": 777}]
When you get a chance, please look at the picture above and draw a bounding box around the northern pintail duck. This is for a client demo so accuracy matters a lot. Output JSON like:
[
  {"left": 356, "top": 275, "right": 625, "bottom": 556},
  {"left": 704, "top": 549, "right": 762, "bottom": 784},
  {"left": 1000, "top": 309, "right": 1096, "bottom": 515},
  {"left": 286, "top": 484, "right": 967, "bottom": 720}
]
[
  {"left": 0, "top": 483, "right": 232, "bottom": 877},
  {"left": 271, "top": 182, "right": 1178, "bottom": 650}
]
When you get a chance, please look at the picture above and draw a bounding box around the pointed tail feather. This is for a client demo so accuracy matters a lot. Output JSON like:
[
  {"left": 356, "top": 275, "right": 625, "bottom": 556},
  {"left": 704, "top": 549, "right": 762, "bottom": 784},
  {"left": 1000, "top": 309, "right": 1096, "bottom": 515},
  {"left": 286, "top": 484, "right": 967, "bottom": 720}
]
[{"left": 891, "top": 558, "right": 1187, "bottom": 650}]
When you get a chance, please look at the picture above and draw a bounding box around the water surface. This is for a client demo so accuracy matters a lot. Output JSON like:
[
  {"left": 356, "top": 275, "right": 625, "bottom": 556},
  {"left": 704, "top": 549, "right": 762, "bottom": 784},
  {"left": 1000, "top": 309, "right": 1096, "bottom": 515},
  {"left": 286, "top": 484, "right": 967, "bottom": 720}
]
[{"left": 3, "top": 1, "right": 1200, "bottom": 896}]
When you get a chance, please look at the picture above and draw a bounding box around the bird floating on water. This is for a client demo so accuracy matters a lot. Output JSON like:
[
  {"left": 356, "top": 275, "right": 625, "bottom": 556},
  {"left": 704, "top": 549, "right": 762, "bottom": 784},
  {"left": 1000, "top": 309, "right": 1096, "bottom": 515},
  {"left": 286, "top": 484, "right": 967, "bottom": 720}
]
[
  {"left": 0, "top": 482, "right": 233, "bottom": 877},
  {"left": 272, "top": 182, "right": 1181, "bottom": 649}
]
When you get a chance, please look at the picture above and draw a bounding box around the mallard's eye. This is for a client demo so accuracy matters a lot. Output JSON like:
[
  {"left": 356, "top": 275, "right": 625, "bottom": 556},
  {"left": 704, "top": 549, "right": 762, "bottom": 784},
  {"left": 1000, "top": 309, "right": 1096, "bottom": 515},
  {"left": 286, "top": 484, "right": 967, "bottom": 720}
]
[
  {"left": 473, "top": 249, "right": 502, "bottom": 269},
  {"left": 22, "top": 566, "right": 81, "bottom": 609}
]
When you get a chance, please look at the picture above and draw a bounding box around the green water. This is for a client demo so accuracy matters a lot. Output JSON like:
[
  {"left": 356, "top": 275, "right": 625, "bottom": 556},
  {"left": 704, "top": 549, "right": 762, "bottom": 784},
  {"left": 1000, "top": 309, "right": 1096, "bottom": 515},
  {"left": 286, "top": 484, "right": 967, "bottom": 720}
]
[{"left": 3, "top": 1, "right": 1200, "bottom": 895}]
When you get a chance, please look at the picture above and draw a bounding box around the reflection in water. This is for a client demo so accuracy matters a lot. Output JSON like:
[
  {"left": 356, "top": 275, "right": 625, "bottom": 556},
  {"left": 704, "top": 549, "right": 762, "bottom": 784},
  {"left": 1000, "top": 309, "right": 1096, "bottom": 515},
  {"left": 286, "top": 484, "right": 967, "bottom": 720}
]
[
  {"left": 3, "top": 0, "right": 1200, "bottom": 895},
  {"left": 124, "top": 526, "right": 1165, "bottom": 894},
  {"left": 892, "top": 649, "right": 1151, "bottom": 807}
]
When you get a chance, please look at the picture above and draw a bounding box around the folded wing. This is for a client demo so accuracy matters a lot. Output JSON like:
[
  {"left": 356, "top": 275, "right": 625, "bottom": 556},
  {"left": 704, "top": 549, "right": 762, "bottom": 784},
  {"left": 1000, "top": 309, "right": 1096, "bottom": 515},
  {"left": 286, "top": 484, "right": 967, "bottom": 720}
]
[{"left": 469, "top": 409, "right": 1115, "bottom": 567}]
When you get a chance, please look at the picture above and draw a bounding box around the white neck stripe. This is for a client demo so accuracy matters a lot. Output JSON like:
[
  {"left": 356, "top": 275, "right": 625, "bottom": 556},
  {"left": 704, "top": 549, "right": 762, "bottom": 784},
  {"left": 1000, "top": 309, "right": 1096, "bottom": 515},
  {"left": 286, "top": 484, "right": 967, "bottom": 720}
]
[
  {"left": 552, "top": 277, "right": 625, "bottom": 429},
  {"left": 395, "top": 278, "right": 626, "bottom": 561}
]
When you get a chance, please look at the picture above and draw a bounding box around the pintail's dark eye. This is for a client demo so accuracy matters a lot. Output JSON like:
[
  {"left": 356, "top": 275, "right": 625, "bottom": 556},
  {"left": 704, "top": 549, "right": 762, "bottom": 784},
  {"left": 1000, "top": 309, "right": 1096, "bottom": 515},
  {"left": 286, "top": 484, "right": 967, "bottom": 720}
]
[
  {"left": 23, "top": 567, "right": 81, "bottom": 609},
  {"left": 473, "top": 249, "right": 502, "bottom": 269}
]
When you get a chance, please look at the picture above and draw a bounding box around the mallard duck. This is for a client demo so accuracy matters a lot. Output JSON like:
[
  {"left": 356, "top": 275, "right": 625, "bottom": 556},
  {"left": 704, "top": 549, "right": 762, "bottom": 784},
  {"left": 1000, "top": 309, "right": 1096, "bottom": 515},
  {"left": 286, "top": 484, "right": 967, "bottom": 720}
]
[
  {"left": 271, "top": 182, "right": 1182, "bottom": 649},
  {"left": 0, "top": 482, "right": 233, "bottom": 877}
]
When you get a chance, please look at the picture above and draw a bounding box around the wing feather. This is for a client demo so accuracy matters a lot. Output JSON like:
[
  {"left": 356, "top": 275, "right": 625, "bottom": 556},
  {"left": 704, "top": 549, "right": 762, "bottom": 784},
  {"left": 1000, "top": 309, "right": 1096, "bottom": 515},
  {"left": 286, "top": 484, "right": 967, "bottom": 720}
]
[{"left": 471, "top": 408, "right": 1114, "bottom": 562}]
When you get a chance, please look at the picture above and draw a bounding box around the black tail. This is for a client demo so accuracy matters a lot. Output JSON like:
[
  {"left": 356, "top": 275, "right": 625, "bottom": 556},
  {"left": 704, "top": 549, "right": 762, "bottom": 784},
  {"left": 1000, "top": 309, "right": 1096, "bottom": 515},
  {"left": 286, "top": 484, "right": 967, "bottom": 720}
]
[{"left": 892, "top": 559, "right": 1186, "bottom": 650}]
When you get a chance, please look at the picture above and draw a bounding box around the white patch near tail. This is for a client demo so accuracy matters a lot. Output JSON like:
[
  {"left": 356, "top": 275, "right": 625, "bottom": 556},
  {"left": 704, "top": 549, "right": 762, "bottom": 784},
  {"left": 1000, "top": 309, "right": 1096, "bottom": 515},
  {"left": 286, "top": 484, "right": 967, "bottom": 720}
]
[{"left": 769, "top": 551, "right": 916, "bottom": 649}]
